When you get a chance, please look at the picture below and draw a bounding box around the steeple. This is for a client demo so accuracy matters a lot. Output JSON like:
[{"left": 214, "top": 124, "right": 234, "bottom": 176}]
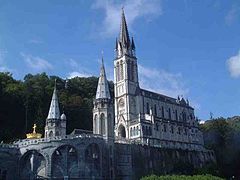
[
  {"left": 116, "top": 8, "right": 136, "bottom": 58},
  {"left": 45, "top": 79, "right": 66, "bottom": 138},
  {"left": 47, "top": 79, "right": 60, "bottom": 120},
  {"left": 96, "top": 56, "right": 111, "bottom": 99},
  {"left": 119, "top": 8, "right": 130, "bottom": 49}
]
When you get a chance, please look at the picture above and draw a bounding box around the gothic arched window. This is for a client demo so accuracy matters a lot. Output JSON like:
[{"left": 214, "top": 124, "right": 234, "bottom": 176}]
[
  {"left": 116, "top": 62, "right": 120, "bottom": 81},
  {"left": 127, "top": 60, "right": 131, "bottom": 80},
  {"left": 168, "top": 108, "right": 172, "bottom": 120},
  {"left": 100, "top": 113, "right": 105, "bottom": 135},
  {"left": 131, "top": 61, "right": 134, "bottom": 81},
  {"left": 161, "top": 106, "right": 165, "bottom": 118},
  {"left": 163, "top": 124, "right": 167, "bottom": 132},
  {"left": 175, "top": 110, "right": 178, "bottom": 121},
  {"left": 55, "top": 131, "right": 60, "bottom": 136},
  {"left": 142, "top": 126, "right": 145, "bottom": 135},
  {"left": 183, "top": 112, "right": 187, "bottom": 122},
  {"left": 49, "top": 131, "right": 53, "bottom": 137},
  {"left": 120, "top": 61, "right": 124, "bottom": 80},
  {"left": 146, "top": 103, "right": 150, "bottom": 114},
  {"left": 154, "top": 104, "right": 157, "bottom": 116},
  {"left": 149, "top": 127, "right": 152, "bottom": 136},
  {"left": 94, "top": 114, "right": 98, "bottom": 133},
  {"left": 171, "top": 126, "right": 174, "bottom": 134}
]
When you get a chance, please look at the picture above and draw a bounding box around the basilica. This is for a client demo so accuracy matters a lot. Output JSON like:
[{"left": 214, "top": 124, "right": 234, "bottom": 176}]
[{"left": 0, "top": 10, "right": 215, "bottom": 180}]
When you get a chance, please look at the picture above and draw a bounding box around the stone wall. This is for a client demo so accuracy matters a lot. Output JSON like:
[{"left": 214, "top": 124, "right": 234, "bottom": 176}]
[
  {"left": 115, "top": 143, "right": 215, "bottom": 180},
  {"left": 0, "top": 144, "right": 19, "bottom": 180},
  {"left": 0, "top": 136, "right": 215, "bottom": 180}
]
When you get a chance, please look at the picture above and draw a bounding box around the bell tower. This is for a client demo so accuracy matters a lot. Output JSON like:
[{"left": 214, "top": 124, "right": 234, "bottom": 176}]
[{"left": 114, "top": 9, "right": 140, "bottom": 139}]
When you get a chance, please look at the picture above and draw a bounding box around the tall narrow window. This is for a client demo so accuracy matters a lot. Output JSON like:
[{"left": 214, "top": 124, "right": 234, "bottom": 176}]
[
  {"left": 162, "top": 106, "right": 165, "bottom": 118},
  {"left": 154, "top": 104, "right": 157, "bottom": 116},
  {"left": 163, "top": 124, "right": 167, "bottom": 132},
  {"left": 117, "top": 62, "right": 120, "bottom": 81},
  {"left": 171, "top": 126, "right": 174, "bottom": 134},
  {"left": 120, "top": 61, "right": 124, "bottom": 80},
  {"left": 94, "top": 115, "right": 98, "bottom": 133},
  {"left": 178, "top": 127, "right": 181, "bottom": 134},
  {"left": 156, "top": 123, "right": 159, "bottom": 131},
  {"left": 131, "top": 61, "right": 134, "bottom": 81},
  {"left": 175, "top": 110, "right": 178, "bottom": 121},
  {"left": 183, "top": 112, "right": 187, "bottom": 122},
  {"left": 100, "top": 113, "right": 105, "bottom": 135},
  {"left": 127, "top": 60, "right": 131, "bottom": 80},
  {"left": 168, "top": 108, "right": 171, "bottom": 120},
  {"left": 146, "top": 103, "right": 150, "bottom": 114},
  {"left": 149, "top": 127, "right": 152, "bottom": 136}
]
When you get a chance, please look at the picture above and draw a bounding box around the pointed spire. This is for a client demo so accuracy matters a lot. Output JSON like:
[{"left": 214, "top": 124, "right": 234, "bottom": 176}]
[
  {"left": 119, "top": 8, "right": 130, "bottom": 48},
  {"left": 47, "top": 79, "right": 60, "bottom": 119},
  {"left": 96, "top": 55, "right": 111, "bottom": 100},
  {"left": 115, "top": 38, "right": 118, "bottom": 50},
  {"left": 131, "top": 37, "right": 135, "bottom": 50}
]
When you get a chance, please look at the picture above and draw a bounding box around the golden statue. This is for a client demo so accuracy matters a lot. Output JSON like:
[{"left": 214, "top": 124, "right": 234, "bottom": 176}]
[{"left": 26, "top": 124, "right": 42, "bottom": 139}]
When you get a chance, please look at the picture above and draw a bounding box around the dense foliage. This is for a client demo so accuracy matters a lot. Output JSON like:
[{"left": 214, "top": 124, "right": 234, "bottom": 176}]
[
  {"left": 0, "top": 72, "right": 113, "bottom": 142},
  {"left": 141, "top": 174, "right": 224, "bottom": 180},
  {"left": 1, "top": 72, "right": 240, "bottom": 179},
  {"left": 201, "top": 117, "right": 240, "bottom": 178}
]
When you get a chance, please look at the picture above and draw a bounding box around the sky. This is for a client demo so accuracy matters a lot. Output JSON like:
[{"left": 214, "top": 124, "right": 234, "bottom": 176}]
[{"left": 0, "top": 0, "right": 240, "bottom": 120}]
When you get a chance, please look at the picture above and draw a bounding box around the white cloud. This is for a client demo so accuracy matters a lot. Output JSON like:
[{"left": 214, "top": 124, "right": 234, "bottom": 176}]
[
  {"left": 21, "top": 53, "right": 53, "bottom": 71},
  {"left": 68, "top": 71, "right": 92, "bottom": 78},
  {"left": 225, "top": 4, "right": 240, "bottom": 25},
  {"left": 28, "top": 39, "right": 43, "bottom": 44},
  {"left": 227, "top": 50, "right": 240, "bottom": 78},
  {"left": 92, "top": 0, "right": 162, "bottom": 37},
  {"left": 138, "top": 64, "right": 189, "bottom": 98},
  {"left": 66, "top": 59, "right": 93, "bottom": 78}
]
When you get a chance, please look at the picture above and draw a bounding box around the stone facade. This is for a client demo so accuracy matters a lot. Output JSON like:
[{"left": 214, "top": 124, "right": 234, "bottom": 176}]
[{"left": 0, "top": 9, "right": 215, "bottom": 180}]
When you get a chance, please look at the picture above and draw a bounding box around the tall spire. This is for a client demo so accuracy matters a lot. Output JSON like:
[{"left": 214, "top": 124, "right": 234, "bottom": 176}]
[
  {"left": 96, "top": 56, "right": 111, "bottom": 99},
  {"left": 119, "top": 8, "right": 130, "bottom": 48},
  {"left": 47, "top": 79, "right": 60, "bottom": 119}
]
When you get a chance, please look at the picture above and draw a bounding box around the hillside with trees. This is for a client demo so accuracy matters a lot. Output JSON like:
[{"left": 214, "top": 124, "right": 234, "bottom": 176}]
[
  {"left": 0, "top": 72, "right": 113, "bottom": 142},
  {"left": 0, "top": 72, "right": 240, "bottom": 178}
]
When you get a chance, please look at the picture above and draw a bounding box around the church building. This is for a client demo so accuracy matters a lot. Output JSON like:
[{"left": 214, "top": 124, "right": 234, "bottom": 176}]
[
  {"left": 94, "top": 9, "right": 204, "bottom": 151},
  {"left": 0, "top": 9, "right": 215, "bottom": 180}
]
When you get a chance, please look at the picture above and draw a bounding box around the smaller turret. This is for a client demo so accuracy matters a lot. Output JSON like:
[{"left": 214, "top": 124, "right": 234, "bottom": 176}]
[
  {"left": 93, "top": 56, "right": 114, "bottom": 140},
  {"left": 44, "top": 80, "right": 66, "bottom": 138}
]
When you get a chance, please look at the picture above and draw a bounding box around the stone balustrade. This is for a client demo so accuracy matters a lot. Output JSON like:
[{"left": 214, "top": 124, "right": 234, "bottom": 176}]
[{"left": 14, "top": 133, "right": 104, "bottom": 147}]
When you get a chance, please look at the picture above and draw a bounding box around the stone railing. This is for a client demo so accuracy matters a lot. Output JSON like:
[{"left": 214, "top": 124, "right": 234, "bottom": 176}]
[
  {"left": 115, "top": 136, "right": 204, "bottom": 151},
  {"left": 14, "top": 133, "right": 104, "bottom": 147},
  {"left": 0, "top": 143, "right": 18, "bottom": 149}
]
